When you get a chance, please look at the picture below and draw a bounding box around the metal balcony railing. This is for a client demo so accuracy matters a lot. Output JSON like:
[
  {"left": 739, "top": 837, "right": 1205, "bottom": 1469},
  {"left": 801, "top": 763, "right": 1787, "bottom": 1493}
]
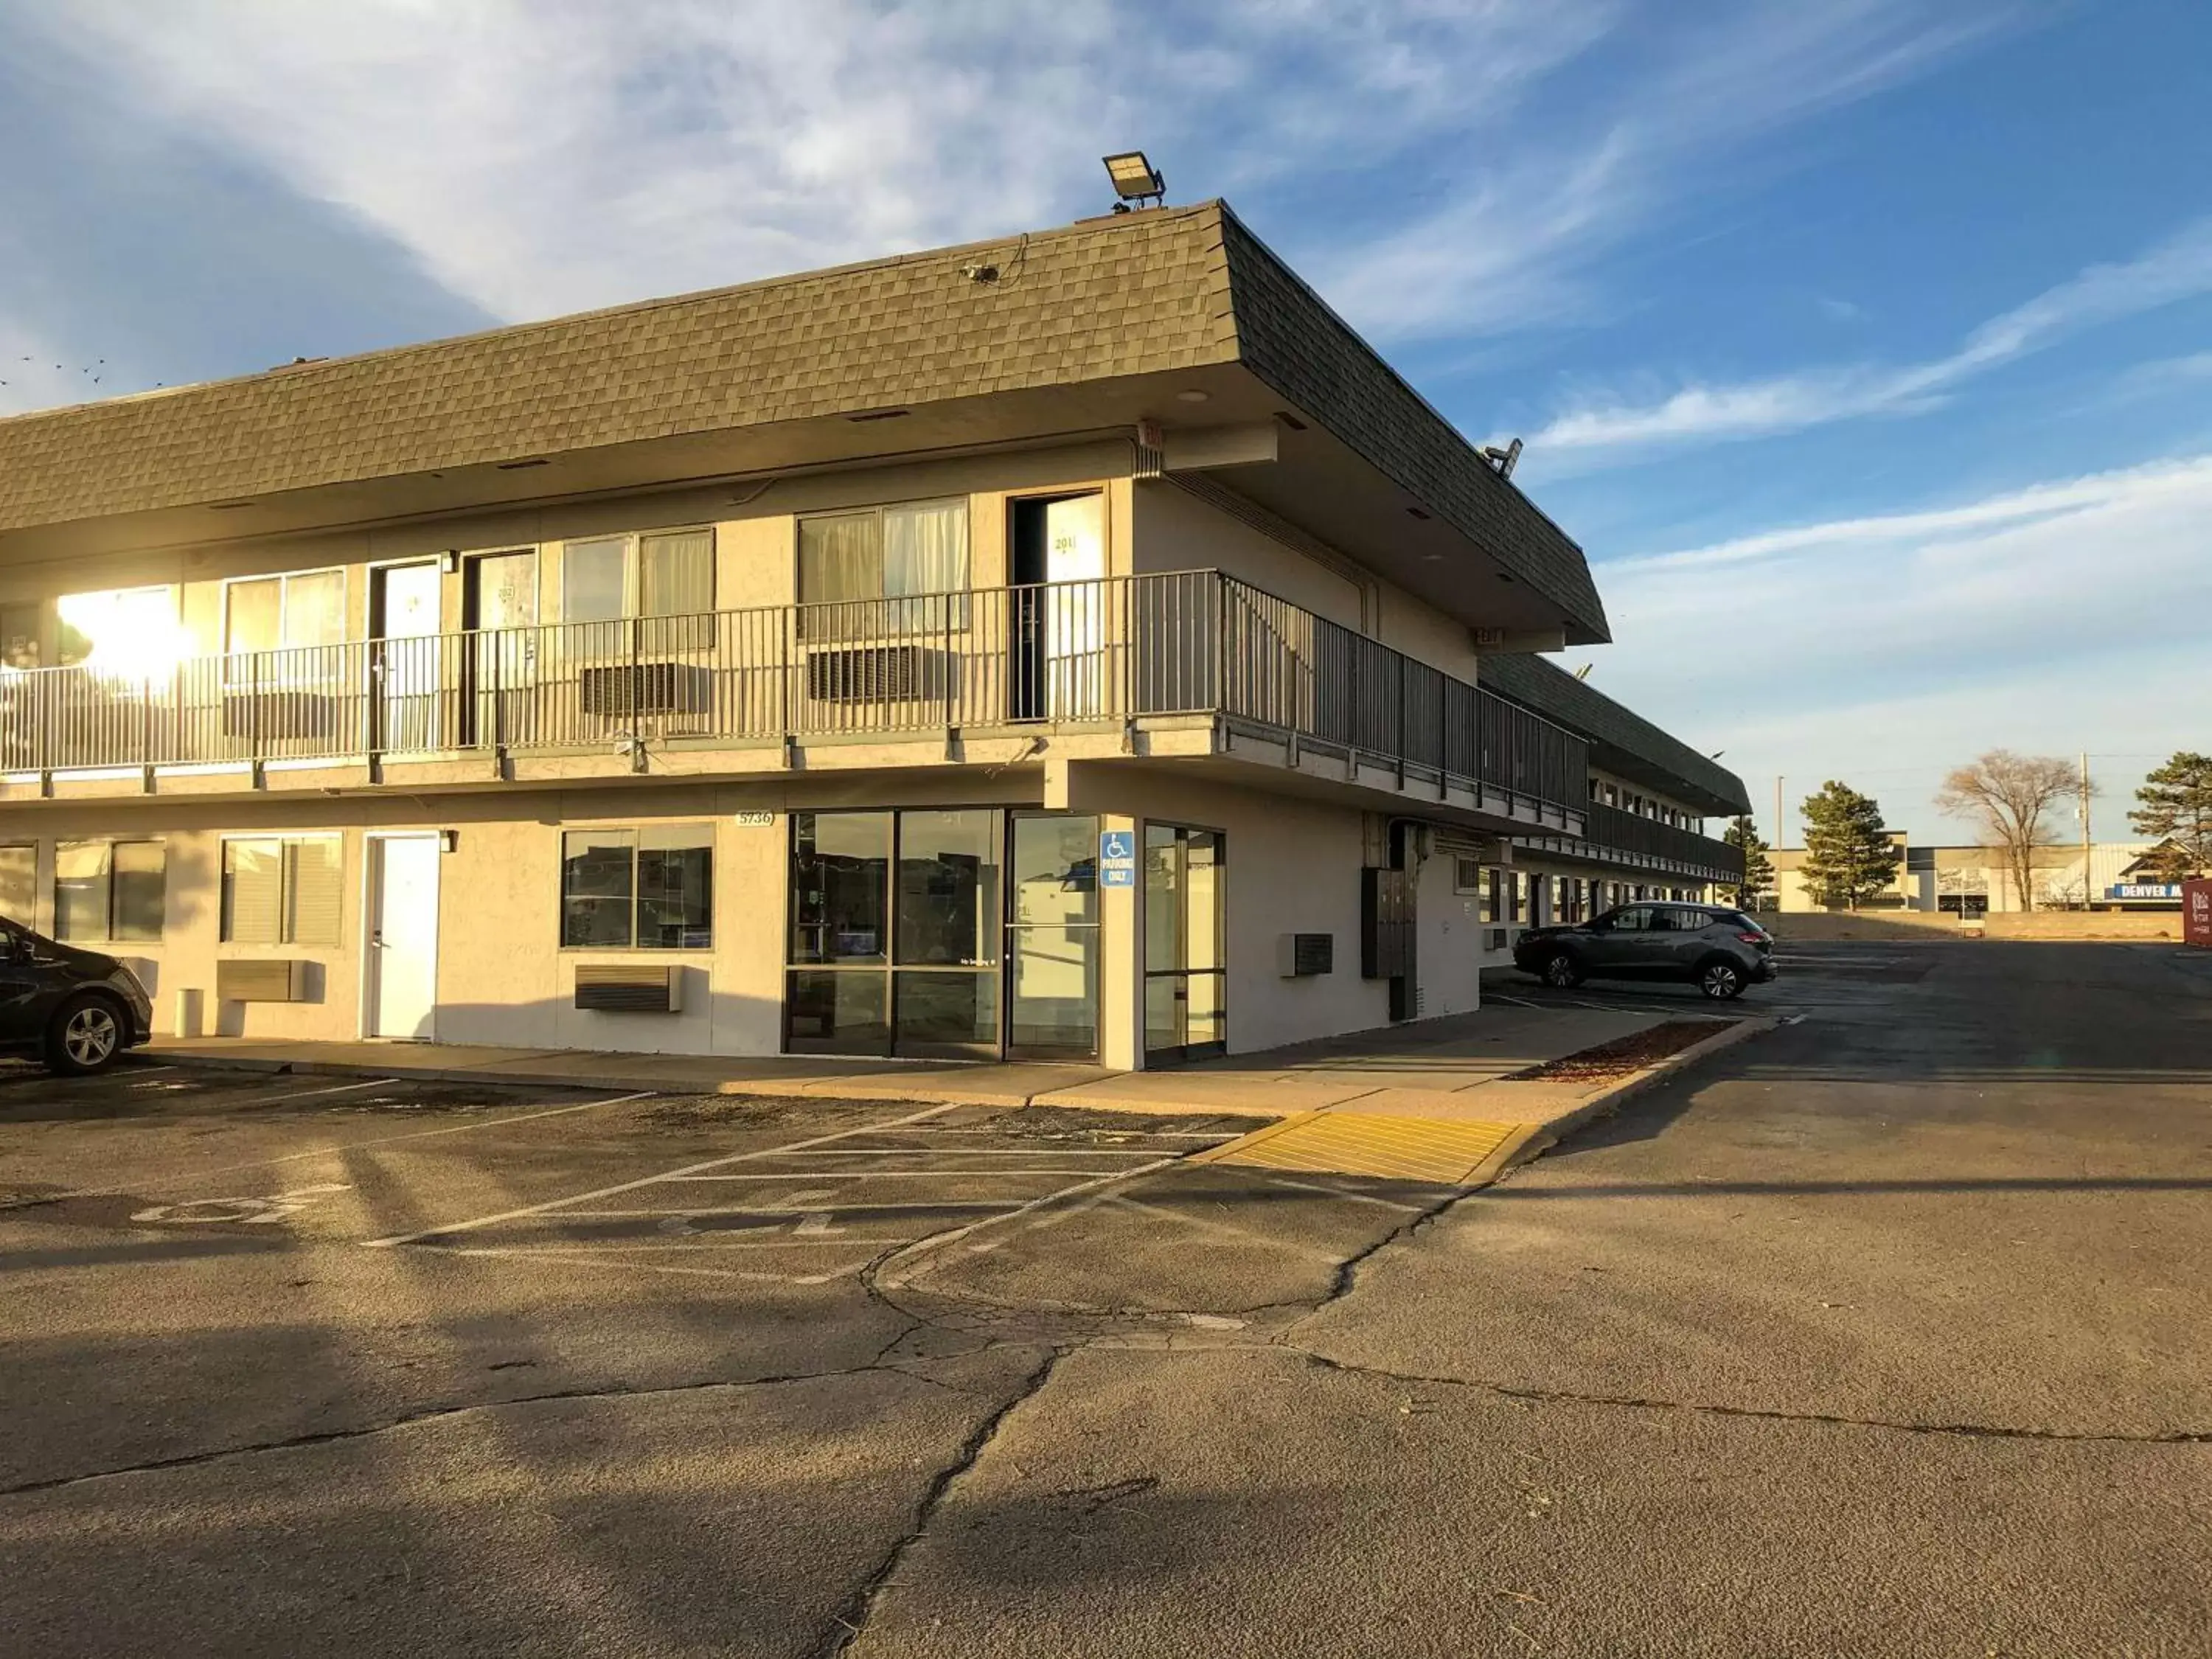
[
  {"left": 0, "top": 569, "right": 1588, "bottom": 814},
  {"left": 1579, "top": 801, "right": 1746, "bottom": 880}
]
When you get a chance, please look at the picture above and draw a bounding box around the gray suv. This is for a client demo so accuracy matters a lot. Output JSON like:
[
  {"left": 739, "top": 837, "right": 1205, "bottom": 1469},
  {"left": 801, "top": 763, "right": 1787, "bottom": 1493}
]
[{"left": 1513, "top": 902, "right": 1776, "bottom": 1000}]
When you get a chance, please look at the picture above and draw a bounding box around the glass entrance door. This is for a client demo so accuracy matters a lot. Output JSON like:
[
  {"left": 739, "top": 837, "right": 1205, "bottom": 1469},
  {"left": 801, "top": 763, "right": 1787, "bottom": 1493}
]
[
  {"left": 1004, "top": 814, "right": 1100, "bottom": 1059},
  {"left": 1144, "top": 824, "right": 1225, "bottom": 1065}
]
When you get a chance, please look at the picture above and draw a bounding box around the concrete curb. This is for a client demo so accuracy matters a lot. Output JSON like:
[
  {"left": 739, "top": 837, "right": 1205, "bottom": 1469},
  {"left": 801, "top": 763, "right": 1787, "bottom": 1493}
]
[{"left": 1481, "top": 1014, "right": 1780, "bottom": 1178}]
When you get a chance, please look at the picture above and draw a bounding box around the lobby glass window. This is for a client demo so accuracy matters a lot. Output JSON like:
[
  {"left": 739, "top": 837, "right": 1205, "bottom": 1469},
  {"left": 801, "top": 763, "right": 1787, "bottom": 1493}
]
[
  {"left": 55, "top": 841, "right": 164, "bottom": 942},
  {"left": 1143, "top": 824, "right": 1225, "bottom": 1065},
  {"left": 786, "top": 810, "right": 1093, "bottom": 1060},
  {"left": 222, "top": 837, "right": 343, "bottom": 945},
  {"left": 561, "top": 825, "right": 714, "bottom": 949}
]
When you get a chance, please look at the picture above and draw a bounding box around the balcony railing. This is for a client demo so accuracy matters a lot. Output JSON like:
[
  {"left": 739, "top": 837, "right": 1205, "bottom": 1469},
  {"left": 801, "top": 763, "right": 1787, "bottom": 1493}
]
[
  {"left": 0, "top": 570, "right": 1587, "bottom": 815},
  {"left": 1579, "top": 801, "right": 1746, "bottom": 881}
]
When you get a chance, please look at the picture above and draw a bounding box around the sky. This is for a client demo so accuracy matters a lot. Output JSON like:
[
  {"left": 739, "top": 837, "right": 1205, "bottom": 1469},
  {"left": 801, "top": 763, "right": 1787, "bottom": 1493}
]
[{"left": 1, "top": 0, "right": 2205, "bottom": 844}]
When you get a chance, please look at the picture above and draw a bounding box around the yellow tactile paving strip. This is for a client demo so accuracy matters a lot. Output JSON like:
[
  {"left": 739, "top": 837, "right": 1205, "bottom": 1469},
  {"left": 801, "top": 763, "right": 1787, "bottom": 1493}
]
[{"left": 1190, "top": 1111, "right": 1530, "bottom": 1187}]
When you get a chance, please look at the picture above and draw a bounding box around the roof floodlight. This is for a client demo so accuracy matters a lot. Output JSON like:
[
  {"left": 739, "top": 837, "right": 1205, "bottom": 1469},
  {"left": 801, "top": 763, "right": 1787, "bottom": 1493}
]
[{"left": 1102, "top": 150, "right": 1165, "bottom": 211}]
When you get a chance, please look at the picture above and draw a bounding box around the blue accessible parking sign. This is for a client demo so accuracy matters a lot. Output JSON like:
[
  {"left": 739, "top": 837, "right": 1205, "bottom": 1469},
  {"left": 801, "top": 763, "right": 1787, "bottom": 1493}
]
[{"left": 1099, "top": 829, "right": 1137, "bottom": 888}]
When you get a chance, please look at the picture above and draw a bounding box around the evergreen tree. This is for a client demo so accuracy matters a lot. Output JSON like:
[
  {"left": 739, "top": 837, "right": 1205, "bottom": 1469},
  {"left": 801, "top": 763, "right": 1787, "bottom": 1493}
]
[
  {"left": 1722, "top": 815, "right": 1774, "bottom": 911},
  {"left": 2129, "top": 751, "right": 2212, "bottom": 880},
  {"left": 1798, "top": 781, "right": 1899, "bottom": 911}
]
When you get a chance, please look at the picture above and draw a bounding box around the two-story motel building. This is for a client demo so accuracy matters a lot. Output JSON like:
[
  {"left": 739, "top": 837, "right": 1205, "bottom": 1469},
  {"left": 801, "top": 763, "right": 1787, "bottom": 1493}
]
[{"left": 0, "top": 201, "right": 1747, "bottom": 1071}]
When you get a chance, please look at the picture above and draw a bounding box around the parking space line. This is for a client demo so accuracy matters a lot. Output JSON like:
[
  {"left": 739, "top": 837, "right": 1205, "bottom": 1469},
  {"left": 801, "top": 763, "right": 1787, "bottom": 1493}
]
[
  {"left": 661, "top": 1168, "right": 1155, "bottom": 1180},
  {"left": 1260, "top": 1174, "right": 1429, "bottom": 1211},
  {"left": 3, "top": 1090, "right": 658, "bottom": 1211},
  {"left": 532, "top": 1200, "right": 1032, "bottom": 1217},
  {"left": 743, "top": 1147, "right": 1170, "bottom": 1159},
  {"left": 249, "top": 1077, "right": 401, "bottom": 1106},
  {"left": 428, "top": 1244, "right": 858, "bottom": 1284},
  {"left": 362, "top": 1101, "right": 961, "bottom": 1247},
  {"left": 873, "top": 1155, "right": 1180, "bottom": 1283}
]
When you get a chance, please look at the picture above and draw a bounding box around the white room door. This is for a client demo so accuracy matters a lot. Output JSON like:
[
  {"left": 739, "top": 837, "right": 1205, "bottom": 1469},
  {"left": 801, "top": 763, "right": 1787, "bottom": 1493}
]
[
  {"left": 1043, "top": 493, "right": 1105, "bottom": 717},
  {"left": 368, "top": 835, "right": 441, "bottom": 1039}
]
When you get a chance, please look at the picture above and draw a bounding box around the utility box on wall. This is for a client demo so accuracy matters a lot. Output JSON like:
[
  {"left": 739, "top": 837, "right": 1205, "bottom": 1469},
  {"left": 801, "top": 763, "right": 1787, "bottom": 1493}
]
[
  {"left": 1277, "top": 932, "right": 1335, "bottom": 978},
  {"left": 2185, "top": 879, "right": 2212, "bottom": 949},
  {"left": 1360, "top": 867, "right": 1413, "bottom": 980}
]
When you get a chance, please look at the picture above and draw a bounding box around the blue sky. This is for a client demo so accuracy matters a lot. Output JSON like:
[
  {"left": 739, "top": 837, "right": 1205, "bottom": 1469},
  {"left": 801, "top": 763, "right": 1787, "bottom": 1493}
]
[{"left": 2, "top": 0, "right": 2205, "bottom": 843}]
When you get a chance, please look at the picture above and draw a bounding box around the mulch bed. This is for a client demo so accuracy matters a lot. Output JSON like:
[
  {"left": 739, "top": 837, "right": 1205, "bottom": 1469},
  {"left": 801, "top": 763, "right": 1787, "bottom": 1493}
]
[{"left": 1500, "top": 1018, "right": 1735, "bottom": 1084}]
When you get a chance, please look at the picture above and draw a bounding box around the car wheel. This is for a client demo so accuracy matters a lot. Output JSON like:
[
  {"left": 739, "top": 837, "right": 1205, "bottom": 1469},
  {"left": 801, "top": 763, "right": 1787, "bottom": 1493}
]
[
  {"left": 46, "top": 993, "right": 125, "bottom": 1075},
  {"left": 1697, "top": 959, "right": 1745, "bottom": 1001},
  {"left": 1542, "top": 951, "right": 1584, "bottom": 990}
]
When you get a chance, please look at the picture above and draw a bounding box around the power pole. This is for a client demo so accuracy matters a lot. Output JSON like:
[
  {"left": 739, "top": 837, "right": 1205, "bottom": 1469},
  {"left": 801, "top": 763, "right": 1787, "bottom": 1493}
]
[
  {"left": 2081, "top": 751, "right": 2093, "bottom": 913},
  {"left": 1775, "top": 776, "right": 1785, "bottom": 851}
]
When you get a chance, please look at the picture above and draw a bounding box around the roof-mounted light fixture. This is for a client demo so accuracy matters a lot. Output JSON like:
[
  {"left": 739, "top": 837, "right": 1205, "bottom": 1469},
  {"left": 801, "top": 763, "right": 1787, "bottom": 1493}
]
[
  {"left": 1102, "top": 150, "right": 1165, "bottom": 213},
  {"left": 1482, "top": 438, "right": 1523, "bottom": 480}
]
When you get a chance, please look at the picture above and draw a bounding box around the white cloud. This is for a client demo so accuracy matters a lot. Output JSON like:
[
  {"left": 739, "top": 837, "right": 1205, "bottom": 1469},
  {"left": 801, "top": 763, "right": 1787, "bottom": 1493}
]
[
  {"left": 1584, "top": 451, "right": 2212, "bottom": 836},
  {"left": 1523, "top": 217, "right": 2212, "bottom": 460},
  {"left": 10, "top": 0, "right": 1620, "bottom": 324}
]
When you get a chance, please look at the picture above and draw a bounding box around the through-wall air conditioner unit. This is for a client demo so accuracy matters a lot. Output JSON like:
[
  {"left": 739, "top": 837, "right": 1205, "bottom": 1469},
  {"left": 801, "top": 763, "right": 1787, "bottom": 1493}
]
[
  {"left": 215, "top": 959, "right": 311, "bottom": 1003},
  {"left": 578, "top": 662, "right": 710, "bottom": 717},
  {"left": 574, "top": 962, "right": 683, "bottom": 1013},
  {"left": 806, "top": 644, "right": 926, "bottom": 703}
]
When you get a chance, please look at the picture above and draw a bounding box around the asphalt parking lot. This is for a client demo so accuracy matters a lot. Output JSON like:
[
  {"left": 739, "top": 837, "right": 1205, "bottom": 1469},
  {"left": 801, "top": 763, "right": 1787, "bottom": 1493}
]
[{"left": 3, "top": 939, "right": 2208, "bottom": 1658}]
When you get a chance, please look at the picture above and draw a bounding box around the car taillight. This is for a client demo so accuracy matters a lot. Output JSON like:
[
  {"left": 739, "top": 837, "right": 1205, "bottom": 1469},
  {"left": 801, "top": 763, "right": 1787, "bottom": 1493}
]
[{"left": 1736, "top": 931, "right": 1767, "bottom": 945}]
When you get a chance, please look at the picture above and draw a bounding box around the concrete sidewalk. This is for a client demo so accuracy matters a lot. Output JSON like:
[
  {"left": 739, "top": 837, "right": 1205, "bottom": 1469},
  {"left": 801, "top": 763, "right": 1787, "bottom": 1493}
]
[{"left": 139, "top": 999, "right": 1768, "bottom": 1185}]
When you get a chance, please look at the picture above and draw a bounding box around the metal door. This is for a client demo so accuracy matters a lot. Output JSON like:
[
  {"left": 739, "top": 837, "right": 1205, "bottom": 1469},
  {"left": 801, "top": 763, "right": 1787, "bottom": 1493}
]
[{"left": 367, "top": 835, "right": 440, "bottom": 1039}]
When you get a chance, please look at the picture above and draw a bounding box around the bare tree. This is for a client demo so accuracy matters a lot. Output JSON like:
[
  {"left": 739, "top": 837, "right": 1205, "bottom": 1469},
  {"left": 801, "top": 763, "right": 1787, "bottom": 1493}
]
[{"left": 1935, "top": 751, "right": 2079, "bottom": 912}]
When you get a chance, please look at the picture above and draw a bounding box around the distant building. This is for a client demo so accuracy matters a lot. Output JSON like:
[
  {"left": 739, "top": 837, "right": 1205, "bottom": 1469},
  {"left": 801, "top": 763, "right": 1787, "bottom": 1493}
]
[{"left": 1770, "top": 837, "right": 2183, "bottom": 914}]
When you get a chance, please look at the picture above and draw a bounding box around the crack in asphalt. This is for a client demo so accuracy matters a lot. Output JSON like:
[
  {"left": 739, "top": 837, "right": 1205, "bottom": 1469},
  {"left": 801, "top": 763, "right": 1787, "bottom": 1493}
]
[
  {"left": 814, "top": 1346, "right": 1062, "bottom": 1658},
  {"left": 0, "top": 1355, "right": 987, "bottom": 1500},
  {"left": 1281, "top": 1346, "right": 2212, "bottom": 1447}
]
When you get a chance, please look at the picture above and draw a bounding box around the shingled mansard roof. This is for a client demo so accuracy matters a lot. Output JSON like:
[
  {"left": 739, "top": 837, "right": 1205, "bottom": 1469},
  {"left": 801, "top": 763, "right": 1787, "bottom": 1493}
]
[
  {"left": 1478, "top": 652, "right": 1752, "bottom": 817},
  {"left": 0, "top": 201, "right": 1607, "bottom": 640}
]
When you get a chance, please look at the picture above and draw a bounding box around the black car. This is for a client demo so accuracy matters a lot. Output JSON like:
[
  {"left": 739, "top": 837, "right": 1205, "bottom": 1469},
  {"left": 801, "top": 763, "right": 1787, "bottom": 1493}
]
[
  {"left": 0, "top": 919, "right": 156, "bottom": 1073},
  {"left": 1514, "top": 901, "right": 1776, "bottom": 1000}
]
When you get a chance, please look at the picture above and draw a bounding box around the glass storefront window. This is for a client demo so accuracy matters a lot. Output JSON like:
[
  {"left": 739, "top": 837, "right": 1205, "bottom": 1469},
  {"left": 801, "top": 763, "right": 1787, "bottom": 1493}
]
[
  {"left": 895, "top": 970, "right": 1000, "bottom": 1052},
  {"left": 791, "top": 812, "right": 891, "bottom": 964},
  {"left": 786, "top": 968, "right": 890, "bottom": 1054},
  {"left": 785, "top": 810, "right": 1099, "bottom": 1060},
  {"left": 897, "top": 810, "right": 999, "bottom": 967}
]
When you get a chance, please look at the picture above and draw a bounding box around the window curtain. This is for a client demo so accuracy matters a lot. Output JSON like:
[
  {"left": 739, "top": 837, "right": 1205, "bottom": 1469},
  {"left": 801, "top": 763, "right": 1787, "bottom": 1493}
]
[
  {"left": 283, "top": 571, "right": 347, "bottom": 650},
  {"left": 54, "top": 843, "right": 111, "bottom": 941},
  {"left": 226, "top": 580, "right": 283, "bottom": 655},
  {"left": 223, "top": 840, "right": 284, "bottom": 944},
  {"left": 111, "top": 842, "right": 165, "bottom": 941},
  {"left": 284, "top": 839, "right": 343, "bottom": 947},
  {"left": 799, "top": 514, "right": 880, "bottom": 641},
  {"left": 640, "top": 531, "right": 714, "bottom": 616},
  {"left": 885, "top": 499, "right": 970, "bottom": 630},
  {"left": 563, "top": 539, "right": 629, "bottom": 625}
]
